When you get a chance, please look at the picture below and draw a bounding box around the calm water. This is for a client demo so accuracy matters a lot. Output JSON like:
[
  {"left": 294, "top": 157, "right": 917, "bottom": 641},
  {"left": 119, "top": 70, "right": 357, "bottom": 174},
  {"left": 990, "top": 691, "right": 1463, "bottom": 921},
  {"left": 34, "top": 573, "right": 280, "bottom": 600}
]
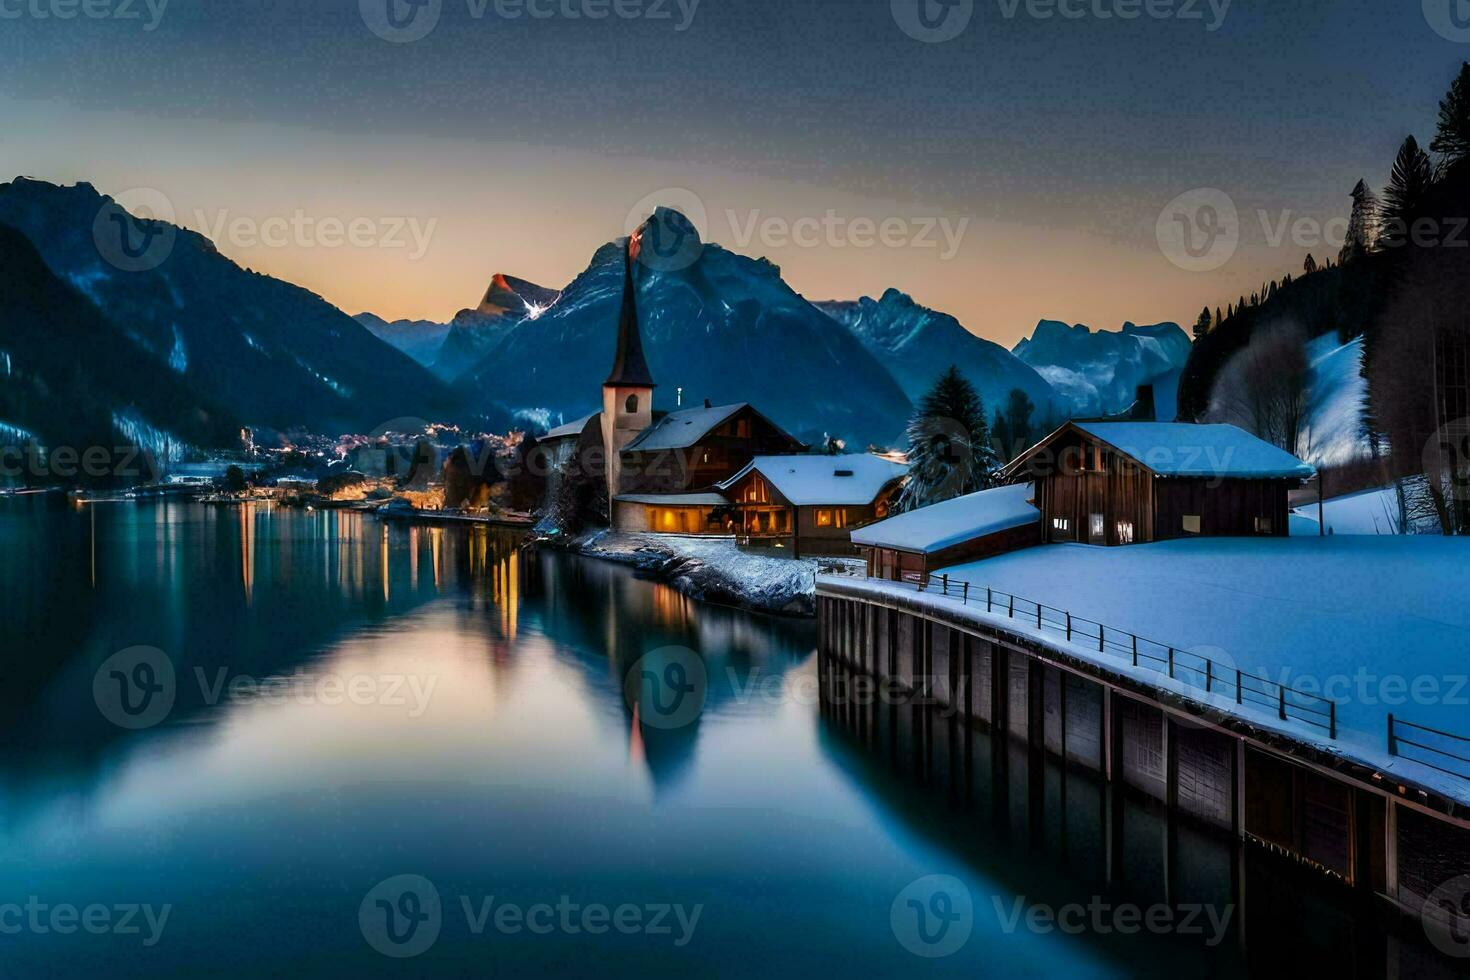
[{"left": 0, "top": 499, "right": 1448, "bottom": 977}]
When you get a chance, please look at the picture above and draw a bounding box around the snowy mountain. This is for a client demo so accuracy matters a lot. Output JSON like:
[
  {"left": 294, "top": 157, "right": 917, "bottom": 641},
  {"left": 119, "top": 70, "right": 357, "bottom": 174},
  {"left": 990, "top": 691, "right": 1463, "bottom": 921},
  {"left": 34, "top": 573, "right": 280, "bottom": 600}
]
[
  {"left": 0, "top": 178, "right": 464, "bottom": 435},
  {"left": 432, "top": 274, "right": 560, "bottom": 381},
  {"left": 0, "top": 221, "right": 243, "bottom": 471},
  {"left": 456, "top": 209, "right": 912, "bottom": 447},
  {"left": 816, "top": 290, "right": 1057, "bottom": 422},
  {"left": 354, "top": 313, "right": 453, "bottom": 367},
  {"left": 1012, "top": 320, "right": 1191, "bottom": 418}
]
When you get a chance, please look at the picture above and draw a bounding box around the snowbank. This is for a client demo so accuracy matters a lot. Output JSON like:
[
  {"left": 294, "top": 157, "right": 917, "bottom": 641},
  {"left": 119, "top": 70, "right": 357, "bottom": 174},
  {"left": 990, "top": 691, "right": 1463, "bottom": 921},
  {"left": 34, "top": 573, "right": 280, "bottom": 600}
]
[
  {"left": 851, "top": 483, "right": 1038, "bottom": 553},
  {"left": 567, "top": 531, "right": 860, "bottom": 616}
]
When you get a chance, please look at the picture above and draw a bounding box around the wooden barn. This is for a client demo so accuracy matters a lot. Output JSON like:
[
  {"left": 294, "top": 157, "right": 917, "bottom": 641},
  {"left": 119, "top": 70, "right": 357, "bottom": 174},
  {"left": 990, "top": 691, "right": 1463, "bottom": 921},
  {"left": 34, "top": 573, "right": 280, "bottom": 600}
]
[
  {"left": 1001, "top": 421, "right": 1315, "bottom": 546},
  {"left": 716, "top": 454, "right": 909, "bottom": 557},
  {"left": 852, "top": 483, "right": 1041, "bottom": 582}
]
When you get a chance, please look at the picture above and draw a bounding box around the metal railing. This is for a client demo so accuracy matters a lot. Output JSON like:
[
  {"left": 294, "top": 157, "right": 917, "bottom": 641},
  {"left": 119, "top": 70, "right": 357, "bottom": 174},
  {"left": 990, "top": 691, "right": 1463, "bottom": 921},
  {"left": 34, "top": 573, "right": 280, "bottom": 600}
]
[
  {"left": 1388, "top": 715, "right": 1470, "bottom": 780},
  {"left": 918, "top": 573, "right": 1338, "bottom": 740}
]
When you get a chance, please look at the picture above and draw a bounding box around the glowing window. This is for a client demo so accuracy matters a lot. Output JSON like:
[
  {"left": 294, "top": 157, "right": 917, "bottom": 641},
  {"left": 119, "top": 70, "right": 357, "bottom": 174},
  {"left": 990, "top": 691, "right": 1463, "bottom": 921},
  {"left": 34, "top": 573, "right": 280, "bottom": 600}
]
[
  {"left": 1183, "top": 515, "right": 1201, "bottom": 534},
  {"left": 1254, "top": 517, "right": 1273, "bottom": 534},
  {"left": 816, "top": 510, "right": 833, "bottom": 527},
  {"left": 625, "top": 394, "right": 639, "bottom": 414},
  {"left": 1116, "top": 521, "right": 1136, "bottom": 544}
]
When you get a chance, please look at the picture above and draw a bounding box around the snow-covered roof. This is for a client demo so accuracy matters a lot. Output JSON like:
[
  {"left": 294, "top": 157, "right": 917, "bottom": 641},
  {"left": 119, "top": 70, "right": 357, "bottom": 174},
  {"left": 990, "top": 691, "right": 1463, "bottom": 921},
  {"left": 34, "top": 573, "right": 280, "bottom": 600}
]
[
  {"left": 624, "top": 404, "right": 748, "bottom": 452},
  {"left": 718, "top": 454, "right": 908, "bottom": 506},
  {"left": 850, "top": 483, "right": 1039, "bottom": 554},
  {"left": 544, "top": 412, "right": 598, "bottom": 441},
  {"left": 614, "top": 492, "right": 729, "bottom": 507},
  {"left": 1070, "top": 422, "right": 1315, "bottom": 479}
]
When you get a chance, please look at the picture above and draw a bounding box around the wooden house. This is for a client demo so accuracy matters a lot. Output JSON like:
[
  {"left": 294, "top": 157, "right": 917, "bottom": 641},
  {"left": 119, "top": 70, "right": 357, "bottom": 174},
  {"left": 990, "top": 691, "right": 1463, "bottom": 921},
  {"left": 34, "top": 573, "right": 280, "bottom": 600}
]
[
  {"left": 1001, "top": 421, "right": 1314, "bottom": 546},
  {"left": 852, "top": 483, "right": 1041, "bottom": 582},
  {"left": 716, "top": 454, "right": 909, "bottom": 557}
]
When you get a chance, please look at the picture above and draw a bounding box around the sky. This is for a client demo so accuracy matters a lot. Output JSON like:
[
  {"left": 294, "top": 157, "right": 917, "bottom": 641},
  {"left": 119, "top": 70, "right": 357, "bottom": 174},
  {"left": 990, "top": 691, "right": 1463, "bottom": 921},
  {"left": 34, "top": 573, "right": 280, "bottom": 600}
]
[{"left": 0, "top": 0, "right": 1465, "bottom": 345}]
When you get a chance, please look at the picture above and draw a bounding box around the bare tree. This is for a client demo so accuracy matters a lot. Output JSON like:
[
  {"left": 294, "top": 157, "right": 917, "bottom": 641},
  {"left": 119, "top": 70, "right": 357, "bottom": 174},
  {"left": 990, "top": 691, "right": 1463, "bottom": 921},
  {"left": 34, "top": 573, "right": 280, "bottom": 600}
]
[{"left": 1206, "top": 321, "right": 1312, "bottom": 455}]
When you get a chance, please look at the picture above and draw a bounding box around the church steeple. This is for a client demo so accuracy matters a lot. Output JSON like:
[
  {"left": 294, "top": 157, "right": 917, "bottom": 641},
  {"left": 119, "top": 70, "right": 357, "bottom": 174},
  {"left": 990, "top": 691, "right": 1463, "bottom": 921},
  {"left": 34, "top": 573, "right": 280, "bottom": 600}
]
[{"left": 604, "top": 231, "right": 657, "bottom": 389}]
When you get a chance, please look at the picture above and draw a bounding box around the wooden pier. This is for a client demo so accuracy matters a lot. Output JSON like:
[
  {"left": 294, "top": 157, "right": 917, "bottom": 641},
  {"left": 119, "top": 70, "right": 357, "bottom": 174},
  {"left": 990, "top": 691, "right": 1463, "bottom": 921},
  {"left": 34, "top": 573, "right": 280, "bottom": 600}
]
[{"left": 816, "top": 578, "right": 1470, "bottom": 927}]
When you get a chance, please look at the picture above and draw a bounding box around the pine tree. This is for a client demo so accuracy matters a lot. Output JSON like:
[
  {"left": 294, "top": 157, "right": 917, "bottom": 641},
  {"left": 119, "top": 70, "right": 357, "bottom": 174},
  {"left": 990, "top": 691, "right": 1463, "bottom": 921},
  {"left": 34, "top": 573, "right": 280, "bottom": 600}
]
[
  {"left": 1214, "top": 307, "right": 1223, "bottom": 328},
  {"left": 1380, "top": 135, "right": 1434, "bottom": 249},
  {"left": 1192, "top": 306, "right": 1212, "bottom": 339},
  {"left": 896, "top": 365, "right": 997, "bottom": 513},
  {"left": 1431, "top": 62, "right": 1470, "bottom": 167},
  {"left": 1340, "top": 179, "right": 1379, "bottom": 264},
  {"left": 1304, "top": 253, "right": 1317, "bottom": 275}
]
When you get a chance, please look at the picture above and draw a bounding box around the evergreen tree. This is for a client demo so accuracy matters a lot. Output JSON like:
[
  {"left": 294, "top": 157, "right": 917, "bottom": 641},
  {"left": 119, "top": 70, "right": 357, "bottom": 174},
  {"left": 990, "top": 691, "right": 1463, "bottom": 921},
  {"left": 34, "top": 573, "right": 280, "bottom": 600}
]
[
  {"left": 1192, "top": 306, "right": 1212, "bottom": 339},
  {"left": 1380, "top": 135, "right": 1434, "bottom": 249},
  {"left": 1430, "top": 62, "right": 1470, "bottom": 167},
  {"left": 1303, "top": 253, "right": 1317, "bottom": 274},
  {"left": 1213, "top": 306, "right": 1223, "bottom": 329},
  {"left": 1340, "top": 179, "right": 1379, "bottom": 264},
  {"left": 896, "top": 365, "right": 997, "bottom": 513},
  {"left": 1001, "top": 388, "right": 1036, "bottom": 459}
]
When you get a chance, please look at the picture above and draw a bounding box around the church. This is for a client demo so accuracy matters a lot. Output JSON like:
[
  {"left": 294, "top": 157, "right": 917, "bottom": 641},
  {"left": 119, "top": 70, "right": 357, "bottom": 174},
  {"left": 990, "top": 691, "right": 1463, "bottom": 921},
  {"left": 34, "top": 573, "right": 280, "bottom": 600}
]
[{"left": 539, "top": 228, "right": 906, "bottom": 554}]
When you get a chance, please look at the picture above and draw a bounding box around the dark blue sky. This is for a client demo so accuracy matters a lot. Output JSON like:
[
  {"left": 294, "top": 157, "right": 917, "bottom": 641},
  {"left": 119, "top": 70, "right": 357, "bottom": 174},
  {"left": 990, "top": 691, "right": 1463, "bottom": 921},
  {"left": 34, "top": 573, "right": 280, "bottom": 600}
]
[{"left": 1, "top": 0, "right": 1462, "bottom": 340}]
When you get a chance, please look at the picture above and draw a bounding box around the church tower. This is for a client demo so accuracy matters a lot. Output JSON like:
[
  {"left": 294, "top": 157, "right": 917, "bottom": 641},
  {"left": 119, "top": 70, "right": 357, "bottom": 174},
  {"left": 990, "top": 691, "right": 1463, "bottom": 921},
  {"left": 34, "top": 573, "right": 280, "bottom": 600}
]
[{"left": 602, "top": 231, "right": 655, "bottom": 497}]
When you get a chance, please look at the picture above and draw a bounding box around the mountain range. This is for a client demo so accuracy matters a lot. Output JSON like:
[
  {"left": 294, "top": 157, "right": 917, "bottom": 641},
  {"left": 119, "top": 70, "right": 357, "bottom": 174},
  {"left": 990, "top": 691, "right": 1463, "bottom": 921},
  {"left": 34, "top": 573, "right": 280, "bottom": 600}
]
[{"left": 1012, "top": 319, "right": 1191, "bottom": 418}]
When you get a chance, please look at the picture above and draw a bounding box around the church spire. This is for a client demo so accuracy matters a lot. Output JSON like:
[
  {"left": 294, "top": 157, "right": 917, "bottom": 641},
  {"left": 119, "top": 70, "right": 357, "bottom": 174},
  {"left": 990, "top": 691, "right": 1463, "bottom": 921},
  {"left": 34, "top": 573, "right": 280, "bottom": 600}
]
[{"left": 604, "top": 230, "right": 656, "bottom": 389}]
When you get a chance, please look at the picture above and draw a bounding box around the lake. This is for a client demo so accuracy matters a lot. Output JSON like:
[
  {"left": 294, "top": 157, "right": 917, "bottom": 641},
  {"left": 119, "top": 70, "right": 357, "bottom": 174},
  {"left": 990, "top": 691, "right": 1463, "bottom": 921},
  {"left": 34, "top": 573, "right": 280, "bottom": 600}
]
[{"left": 0, "top": 498, "right": 1449, "bottom": 977}]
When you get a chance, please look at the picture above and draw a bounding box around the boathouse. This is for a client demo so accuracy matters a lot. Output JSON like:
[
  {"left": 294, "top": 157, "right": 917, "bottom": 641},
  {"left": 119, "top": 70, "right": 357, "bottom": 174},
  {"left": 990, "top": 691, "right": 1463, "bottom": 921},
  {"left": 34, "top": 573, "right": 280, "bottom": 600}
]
[
  {"left": 851, "top": 483, "right": 1040, "bottom": 582},
  {"left": 716, "top": 454, "right": 909, "bottom": 557},
  {"left": 1001, "top": 421, "right": 1314, "bottom": 546}
]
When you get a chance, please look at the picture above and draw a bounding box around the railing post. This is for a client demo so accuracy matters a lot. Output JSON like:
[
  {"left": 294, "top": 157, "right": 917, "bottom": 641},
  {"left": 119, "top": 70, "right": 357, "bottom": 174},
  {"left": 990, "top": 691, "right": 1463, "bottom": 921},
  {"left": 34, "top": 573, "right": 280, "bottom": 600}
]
[
  {"left": 1099, "top": 624, "right": 1105, "bottom": 654},
  {"left": 1329, "top": 701, "right": 1336, "bottom": 740},
  {"left": 1278, "top": 686, "right": 1287, "bottom": 722},
  {"left": 1066, "top": 612, "right": 1072, "bottom": 641},
  {"left": 1235, "top": 670, "right": 1242, "bottom": 705},
  {"left": 1037, "top": 604, "right": 1042, "bottom": 629},
  {"left": 962, "top": 581, "right": 969, "bottom": 605},
  {"left": 1388, "top": 713, "right": 1396, "bottom": 756},
  {"left": 941, "top": 574, "right": 948, "bottom": 595},
  {"left": 1167, "top": 647, "right": 1174, "bottom": 680},
  {"left": 987, "top": 587, "right": 992, "bottom": 612},
  {"left": 1008, "top": 594, "right": 1014, "bottom": 619},
  {"left": 1205, "top": 658, "right": 1212, "bottom": 693},
  {"left": 1131, "top": 635, "right": 1137, "bottom": 667}
]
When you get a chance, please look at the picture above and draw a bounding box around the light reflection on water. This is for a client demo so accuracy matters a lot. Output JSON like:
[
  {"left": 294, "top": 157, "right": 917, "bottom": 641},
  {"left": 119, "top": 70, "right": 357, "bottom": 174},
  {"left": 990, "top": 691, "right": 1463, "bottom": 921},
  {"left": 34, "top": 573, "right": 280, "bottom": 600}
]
[{"left": 2, "top": 497, "right": 1443, "bottom": 978}]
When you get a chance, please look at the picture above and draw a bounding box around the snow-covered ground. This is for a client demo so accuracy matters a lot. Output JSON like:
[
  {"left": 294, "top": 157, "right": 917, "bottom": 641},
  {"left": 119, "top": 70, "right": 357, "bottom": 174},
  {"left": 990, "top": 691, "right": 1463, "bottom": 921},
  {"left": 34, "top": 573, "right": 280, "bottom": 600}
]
[
  {"left": 572, "top": 530, "right": 861, "bottom": 616},
  {"left": 1292, "top": 486, "right": 1404, "bottom": 536},
  {"left": 824, "top": 537, "right": 1470, "bottom": 804}
]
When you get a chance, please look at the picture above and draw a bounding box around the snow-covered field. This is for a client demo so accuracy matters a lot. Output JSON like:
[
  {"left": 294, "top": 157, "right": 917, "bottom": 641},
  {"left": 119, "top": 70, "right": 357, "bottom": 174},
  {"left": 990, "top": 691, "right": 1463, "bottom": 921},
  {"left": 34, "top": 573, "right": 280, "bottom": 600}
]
[{"left": 827, "top": 537, "right": 1470, "bottom": 803}]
